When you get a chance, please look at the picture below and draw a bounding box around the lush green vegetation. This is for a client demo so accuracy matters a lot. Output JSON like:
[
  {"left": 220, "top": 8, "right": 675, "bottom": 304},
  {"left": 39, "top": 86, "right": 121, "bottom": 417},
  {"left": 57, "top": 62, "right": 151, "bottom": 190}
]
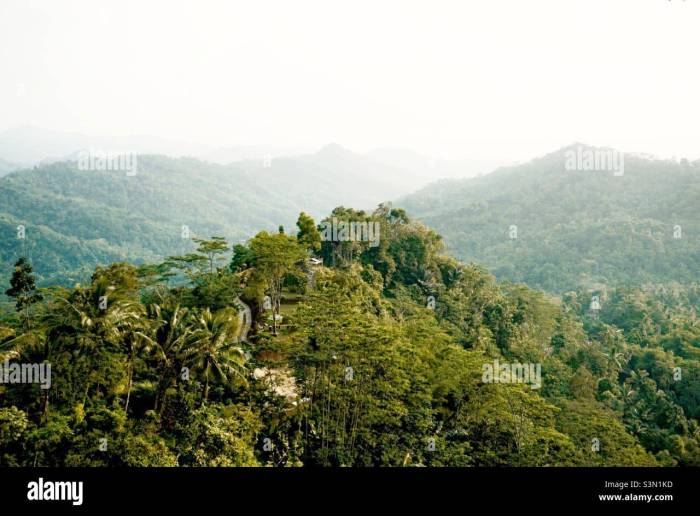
[
  {"left": 1, "top": 207, "right": 698, "bottom": 466},
  {"left": 399, "top": 146, "right": 700, "bottom": 293},
  {"left": 0, "top": 156, "right": 295, "bottom": 288},
  {"left": 0, "top": 148, "right": 412, "bottom": 288}
]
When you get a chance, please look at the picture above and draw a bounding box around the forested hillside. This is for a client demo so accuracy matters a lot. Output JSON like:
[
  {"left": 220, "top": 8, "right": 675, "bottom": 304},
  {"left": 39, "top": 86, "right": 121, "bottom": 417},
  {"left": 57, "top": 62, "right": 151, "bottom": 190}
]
[
  {"left": 0, "top": 148, "right": 415, "bottom": 286},
  {"left": 1, "top": 207, "right": 698, "bottom": 466},
  {"left": 399, "top": 145, "right": 700, "bottom": 292}
]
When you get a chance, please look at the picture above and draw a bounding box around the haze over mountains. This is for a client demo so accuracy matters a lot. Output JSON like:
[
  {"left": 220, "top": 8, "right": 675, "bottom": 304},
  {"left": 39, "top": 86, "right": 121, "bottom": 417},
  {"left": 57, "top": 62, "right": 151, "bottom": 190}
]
[
  {"left": 2, "top": 129, "right": 698, "bottom": 295},
  {"left": 0, "top": 126, "right": 503, "bottom": 176},
  {"left": 0, "top": 126, "right": 289, "bottom": 167},
  {"left": 0, "top": 130, "right": 494, "bottom": 285}
]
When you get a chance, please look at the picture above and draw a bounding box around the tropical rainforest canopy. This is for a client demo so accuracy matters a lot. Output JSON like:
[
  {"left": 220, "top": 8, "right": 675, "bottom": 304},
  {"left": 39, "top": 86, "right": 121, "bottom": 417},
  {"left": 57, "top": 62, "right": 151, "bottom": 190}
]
[{"left": 1, "top": 205, "right": 698, "bottom": 467}]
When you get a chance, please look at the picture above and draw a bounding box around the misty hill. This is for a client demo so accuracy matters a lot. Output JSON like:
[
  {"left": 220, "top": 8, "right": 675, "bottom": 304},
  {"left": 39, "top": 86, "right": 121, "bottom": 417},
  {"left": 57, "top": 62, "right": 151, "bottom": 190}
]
[
  {"left": 0, "top": 147, "right": 416, "bottom": 285},
  {"left": 366, "top": 147, "right": 506, "bottom": 180},
  {"left": 0, "top": 124, "right": 461, "bottom": 187},
  {"left": 0, "top": 158, "right": 18, "bottom": 177},
  {"left": 0, "top": 126, "right": 501, "bottom": 182},
  {"left": 202, "top": 144, "right": 308, "bottom": 165},
  {"left": 398, "top": 145, "right": 700, "bottom": 292}
]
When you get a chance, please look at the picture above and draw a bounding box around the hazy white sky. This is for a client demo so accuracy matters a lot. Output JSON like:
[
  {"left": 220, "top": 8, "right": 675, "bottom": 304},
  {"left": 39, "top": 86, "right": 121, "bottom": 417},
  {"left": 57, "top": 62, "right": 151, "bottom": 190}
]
[{"left": 1, "top": 0, "right": 698, "bottom": 161}]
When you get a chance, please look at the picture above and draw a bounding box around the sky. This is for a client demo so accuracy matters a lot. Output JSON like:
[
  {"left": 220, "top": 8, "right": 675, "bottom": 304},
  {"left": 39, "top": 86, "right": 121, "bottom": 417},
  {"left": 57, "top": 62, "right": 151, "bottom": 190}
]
[{"left": 1, "top": 0, "right": 699, "bottom": 162}]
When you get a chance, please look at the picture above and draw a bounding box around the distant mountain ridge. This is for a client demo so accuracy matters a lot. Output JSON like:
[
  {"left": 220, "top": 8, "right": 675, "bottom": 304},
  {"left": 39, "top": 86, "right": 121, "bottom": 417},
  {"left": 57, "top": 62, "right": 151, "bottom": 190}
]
[
  {"left": 0, "top": 126, "right": 504, "bottom": 176},
  {"left": 0, "top": 147, "right": 429, "bottom": 285},
  {"left": 398, "top": 144, "right": 700, "bottom": 292},
  {"left": 7, "top": 133, "right": 696, "bottom": 295}
]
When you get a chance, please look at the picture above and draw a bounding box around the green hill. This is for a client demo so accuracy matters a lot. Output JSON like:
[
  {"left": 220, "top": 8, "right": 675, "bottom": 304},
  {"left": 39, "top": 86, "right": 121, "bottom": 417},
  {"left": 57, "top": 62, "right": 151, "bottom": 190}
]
[
  {"left": 398, "top": 145, "right": 700, "bottom": 292},
  {"left": 1, "top": 205, "right": 698, "bottom": 467},
  {"left": 0, "top": 149, "right": 413, "bottom": 286}
]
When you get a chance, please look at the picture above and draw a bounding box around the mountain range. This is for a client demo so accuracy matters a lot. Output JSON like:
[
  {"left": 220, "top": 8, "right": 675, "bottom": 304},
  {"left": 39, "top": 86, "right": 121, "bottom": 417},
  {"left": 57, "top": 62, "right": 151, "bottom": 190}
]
[
  {"left": 0, "top": 144, "right": 433, "bottom": 285},
  {"left": 2, "top": 132, "right": 699, "bottom": 294},
  {"left": 398, "top": 145, "right": 700, "bottom": 292}
]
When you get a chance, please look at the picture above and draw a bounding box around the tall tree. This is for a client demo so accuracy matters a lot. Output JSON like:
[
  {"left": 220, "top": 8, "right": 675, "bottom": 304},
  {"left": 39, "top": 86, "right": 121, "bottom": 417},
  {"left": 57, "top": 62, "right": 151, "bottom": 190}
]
[
  {"left": 296, "top": 212, "right": 321, "bottom": 253},
  {"left": 186, "top": 307, "right": 246, "bottom": 402},
  {"left": 229, "top": 244, "right": 253, "bottom": 273},
  {"left": 249, "top": 231, "right": 305, "bottom": 335},
  {"left": 147, "top": 301, "right": 194, "bottom": 414},
  {"left": 193, "top": 237, "right": 229, "bottom": 274},
  {"left": 5, "top": 257, "right": 43, "bottom": 331}
]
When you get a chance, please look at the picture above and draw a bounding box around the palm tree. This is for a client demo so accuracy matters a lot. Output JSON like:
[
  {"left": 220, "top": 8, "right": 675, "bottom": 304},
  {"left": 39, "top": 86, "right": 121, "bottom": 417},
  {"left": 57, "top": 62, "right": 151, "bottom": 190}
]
[
  {"left": 2, "top": 265, "right": 151, "bottom": 422},
  {"left": 106, "top": 300, "right": 153, "bottom": 415},
  {"left": 38, "top": 281, "right": 145, "bottom": 416},
  {"left": 601, "top": 327, "right": 629, "bottom": 379},
  {"left": 0, "top": 328, "right": 51, "bottom": 420},
  {"left": 1, "top": 282, "right": 110, "bottom": 421},
  {"left": 186, "top": 307, "right": 247, "bottom": 403},
  {"left": 147, "top": 300, "right": 193, "bottom": 413},
  {"left": 16, "top": 285, "right": 101, "bottom": 420}
]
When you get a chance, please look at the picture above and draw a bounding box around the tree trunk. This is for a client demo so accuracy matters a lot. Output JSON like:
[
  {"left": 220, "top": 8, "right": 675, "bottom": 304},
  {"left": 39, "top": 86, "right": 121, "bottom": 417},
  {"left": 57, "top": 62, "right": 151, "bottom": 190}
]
[
  {"left": 40, "top": 389, "right": 49, "bottom": 423},
  {"left": 203, "top": 370, "right": 210, "bottom": 404},
  {"left": 272, "top": 290, "right": 278, "bottom": 335},
  {"left": 124, "top": 357, "right": 133, "bottom": 415}
]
